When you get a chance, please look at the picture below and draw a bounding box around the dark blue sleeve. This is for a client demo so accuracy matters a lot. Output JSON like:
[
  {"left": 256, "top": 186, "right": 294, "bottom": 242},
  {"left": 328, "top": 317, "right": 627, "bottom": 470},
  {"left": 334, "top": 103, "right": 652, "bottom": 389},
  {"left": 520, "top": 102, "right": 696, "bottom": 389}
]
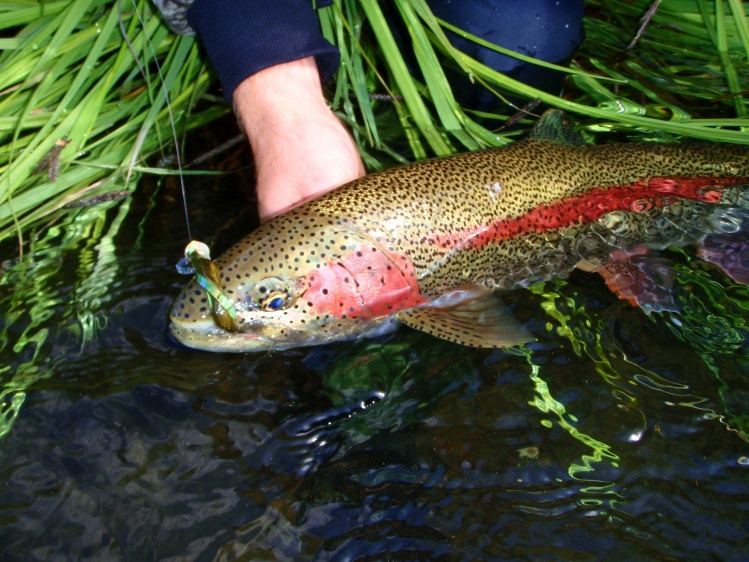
[{"left": 186, "top": 0, "right": 339, "bottom": 103}]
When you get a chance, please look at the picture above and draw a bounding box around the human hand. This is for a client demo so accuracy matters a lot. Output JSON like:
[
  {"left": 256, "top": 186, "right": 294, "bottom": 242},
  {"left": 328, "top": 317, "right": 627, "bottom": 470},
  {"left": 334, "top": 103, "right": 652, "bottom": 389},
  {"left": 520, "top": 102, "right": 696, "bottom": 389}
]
[{"left": 233, "top": 57, "right": 365, "bottom": 222}]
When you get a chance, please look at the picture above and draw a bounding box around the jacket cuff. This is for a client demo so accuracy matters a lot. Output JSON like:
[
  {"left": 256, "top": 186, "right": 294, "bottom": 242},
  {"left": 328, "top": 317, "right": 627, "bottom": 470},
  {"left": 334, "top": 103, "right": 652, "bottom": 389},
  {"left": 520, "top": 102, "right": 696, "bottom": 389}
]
[{"left": 187, "top": 0, "right": 340, "bottom": 103}]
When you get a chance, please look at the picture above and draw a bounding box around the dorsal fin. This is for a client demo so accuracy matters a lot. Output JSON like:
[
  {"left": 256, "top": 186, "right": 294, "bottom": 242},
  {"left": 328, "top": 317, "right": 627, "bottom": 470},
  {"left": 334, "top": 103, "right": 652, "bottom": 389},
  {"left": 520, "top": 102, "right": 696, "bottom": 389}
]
[{"left": 528, "top": 109, "right": 586, "bottom": 146}]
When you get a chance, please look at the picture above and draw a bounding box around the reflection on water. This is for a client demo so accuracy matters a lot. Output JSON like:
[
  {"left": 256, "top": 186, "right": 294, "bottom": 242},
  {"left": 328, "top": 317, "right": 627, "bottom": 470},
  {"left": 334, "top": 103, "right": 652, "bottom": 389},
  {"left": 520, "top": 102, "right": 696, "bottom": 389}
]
[{"left": 1, "top": 172, "right": 748, "bottom": 561}]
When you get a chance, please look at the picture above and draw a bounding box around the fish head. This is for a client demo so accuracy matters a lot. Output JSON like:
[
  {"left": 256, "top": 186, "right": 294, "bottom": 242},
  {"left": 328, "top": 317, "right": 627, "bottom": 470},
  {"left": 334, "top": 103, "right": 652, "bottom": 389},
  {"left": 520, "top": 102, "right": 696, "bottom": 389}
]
[{"left": 169, "top": 211, "right": 425, "bottom": 352}]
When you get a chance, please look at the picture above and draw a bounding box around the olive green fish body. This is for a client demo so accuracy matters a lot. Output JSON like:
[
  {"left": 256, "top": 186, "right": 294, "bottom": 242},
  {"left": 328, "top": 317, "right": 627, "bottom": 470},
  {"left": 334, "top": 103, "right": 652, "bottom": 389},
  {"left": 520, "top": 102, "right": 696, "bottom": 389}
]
[{"left": 170, "top": 113, "right": 749, "bottom": 352}]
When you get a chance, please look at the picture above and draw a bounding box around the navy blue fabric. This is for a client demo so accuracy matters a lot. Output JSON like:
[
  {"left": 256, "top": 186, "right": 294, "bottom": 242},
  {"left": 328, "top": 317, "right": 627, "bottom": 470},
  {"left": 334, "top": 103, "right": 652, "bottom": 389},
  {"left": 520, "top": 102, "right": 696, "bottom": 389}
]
[
  {"left": 422, "top": 0, "right": 585, "bottom": 111},
  {"left": 187, "top": 0, "right": 584, "bottom": 109},
  {"left": 187, "top": 0, "right": 339, "bottom": 103}
]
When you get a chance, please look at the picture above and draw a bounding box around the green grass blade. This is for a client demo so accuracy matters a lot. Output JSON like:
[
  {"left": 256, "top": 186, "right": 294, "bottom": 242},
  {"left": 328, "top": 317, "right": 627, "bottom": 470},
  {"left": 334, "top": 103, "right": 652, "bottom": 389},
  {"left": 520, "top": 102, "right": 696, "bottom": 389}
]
[{"left": 358, "top": 0, "right": 452, "bottom": 157}]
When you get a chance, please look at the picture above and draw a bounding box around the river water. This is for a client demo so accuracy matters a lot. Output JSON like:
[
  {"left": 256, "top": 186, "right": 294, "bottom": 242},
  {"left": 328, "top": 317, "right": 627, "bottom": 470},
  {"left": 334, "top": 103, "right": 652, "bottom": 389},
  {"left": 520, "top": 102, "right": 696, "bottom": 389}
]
[{"left": 1, "top": 156, "right": 748, "bottom": 561}]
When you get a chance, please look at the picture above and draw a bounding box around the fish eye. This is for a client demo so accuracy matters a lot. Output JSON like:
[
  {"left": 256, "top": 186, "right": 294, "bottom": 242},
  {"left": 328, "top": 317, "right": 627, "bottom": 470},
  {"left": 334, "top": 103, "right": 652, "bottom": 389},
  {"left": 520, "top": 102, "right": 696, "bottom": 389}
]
[
  {"left": 264, "top": 293, "right": 286, "bottom": 311},
  {"left": 246, "top": 276, "right": 296, "bottom": 312}
]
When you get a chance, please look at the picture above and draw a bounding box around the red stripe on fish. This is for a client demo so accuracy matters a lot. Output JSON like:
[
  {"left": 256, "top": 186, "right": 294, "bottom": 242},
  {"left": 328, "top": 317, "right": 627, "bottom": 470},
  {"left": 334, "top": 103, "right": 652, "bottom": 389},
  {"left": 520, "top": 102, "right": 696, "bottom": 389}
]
[{"left": 430, "top": 176, "right": 747, "bottom": 250}]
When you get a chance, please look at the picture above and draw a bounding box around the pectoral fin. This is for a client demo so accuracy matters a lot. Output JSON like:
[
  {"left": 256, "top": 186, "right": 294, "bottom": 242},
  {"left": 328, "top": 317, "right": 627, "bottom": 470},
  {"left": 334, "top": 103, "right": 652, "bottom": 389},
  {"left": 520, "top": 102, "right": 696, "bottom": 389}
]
[{"left": 395, "top": 288, "right": 531, "bottom": 348}]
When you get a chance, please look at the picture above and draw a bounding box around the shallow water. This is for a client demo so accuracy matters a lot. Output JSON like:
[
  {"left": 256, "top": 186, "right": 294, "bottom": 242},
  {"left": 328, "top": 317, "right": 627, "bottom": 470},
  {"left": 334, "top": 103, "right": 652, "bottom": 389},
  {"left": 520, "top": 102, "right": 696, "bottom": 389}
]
[{"left": 1, "top": 168, "right": 748, "bottom": 561}]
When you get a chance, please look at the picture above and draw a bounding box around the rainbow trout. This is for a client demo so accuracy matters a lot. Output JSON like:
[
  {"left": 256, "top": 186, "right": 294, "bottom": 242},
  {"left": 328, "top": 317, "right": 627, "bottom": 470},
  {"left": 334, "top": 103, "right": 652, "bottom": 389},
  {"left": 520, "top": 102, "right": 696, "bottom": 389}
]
[{"left": 170, "top": 111, "right": 749, "bottom": 352}]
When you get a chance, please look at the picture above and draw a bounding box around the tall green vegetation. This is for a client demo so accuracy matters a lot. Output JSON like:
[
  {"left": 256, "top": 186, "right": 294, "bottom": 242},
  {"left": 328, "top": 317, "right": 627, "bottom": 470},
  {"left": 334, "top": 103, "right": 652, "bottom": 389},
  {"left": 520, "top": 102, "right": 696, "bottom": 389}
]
[{"left": 0, "top": 0, "right": 224, "bottom": 247}]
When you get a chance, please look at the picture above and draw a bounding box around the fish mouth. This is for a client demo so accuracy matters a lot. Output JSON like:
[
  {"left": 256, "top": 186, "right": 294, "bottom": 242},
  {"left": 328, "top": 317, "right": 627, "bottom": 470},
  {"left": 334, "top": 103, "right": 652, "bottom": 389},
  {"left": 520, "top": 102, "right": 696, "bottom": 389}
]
[
  {"left": 169, "top": 318, "right": 261, "bottom": 353},
  {"left": 169, "top": 312, "right": 317, "bottom": 353},
  {"left": 169, "top": 278, "right": 277, "bottom": 351}
]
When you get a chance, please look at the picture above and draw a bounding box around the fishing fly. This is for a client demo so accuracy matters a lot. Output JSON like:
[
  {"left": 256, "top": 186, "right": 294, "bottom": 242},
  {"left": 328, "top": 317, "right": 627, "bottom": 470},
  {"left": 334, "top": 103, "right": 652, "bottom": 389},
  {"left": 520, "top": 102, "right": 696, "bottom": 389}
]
[{"left": 176, "top": 242, "right": 240, "bottom": 332}]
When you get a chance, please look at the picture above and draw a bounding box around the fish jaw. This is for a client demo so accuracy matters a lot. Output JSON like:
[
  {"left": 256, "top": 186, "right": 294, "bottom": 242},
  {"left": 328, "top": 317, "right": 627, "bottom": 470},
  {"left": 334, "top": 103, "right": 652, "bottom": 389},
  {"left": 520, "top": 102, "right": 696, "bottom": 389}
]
[
  {"left": 169, "top": 315, "right": 269, "bottom": 353},
  {"left": 168, "top": 279, "right": 276, "bottom": 352},
  {"left": 168, "top": 276, "right": 315, "bottom": 352},
  {"left": 169, "top": 314, "right": 399, "bottom": 353}
]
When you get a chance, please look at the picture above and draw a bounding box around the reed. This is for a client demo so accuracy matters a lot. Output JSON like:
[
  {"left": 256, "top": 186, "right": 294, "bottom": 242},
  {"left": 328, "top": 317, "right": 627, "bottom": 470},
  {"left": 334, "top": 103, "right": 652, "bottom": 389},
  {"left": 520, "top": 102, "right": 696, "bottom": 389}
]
[{"left": 0, "top": 0, "right": 224, "bottom": 247}]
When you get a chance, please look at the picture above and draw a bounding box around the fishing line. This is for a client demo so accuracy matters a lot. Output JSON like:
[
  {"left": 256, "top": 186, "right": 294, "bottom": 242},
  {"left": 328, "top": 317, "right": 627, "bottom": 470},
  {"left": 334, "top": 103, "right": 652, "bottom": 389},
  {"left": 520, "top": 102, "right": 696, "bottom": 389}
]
[
  {"left": 118, "top": 0, "right": 193, "bottom": 242},
  {"left": 117, "top": 1, "right": 240, "bottom": 329}
]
